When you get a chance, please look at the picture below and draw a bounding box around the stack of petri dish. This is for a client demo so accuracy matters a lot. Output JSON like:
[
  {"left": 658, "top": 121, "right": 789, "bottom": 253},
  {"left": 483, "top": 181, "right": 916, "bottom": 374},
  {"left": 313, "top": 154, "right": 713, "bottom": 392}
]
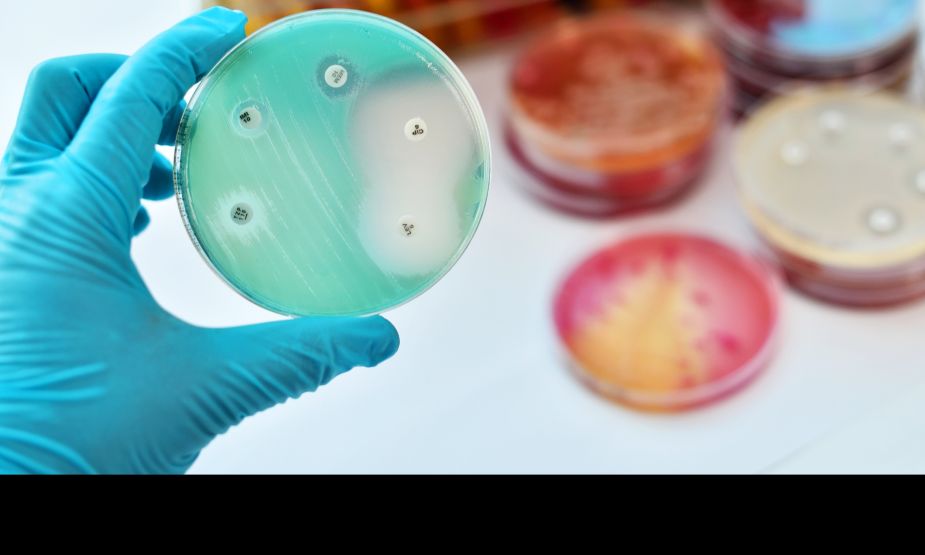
[
  {"left": 707, "top": 0, "right": 921, "bottom": 117},
  {"left": 554, "top": 233, "right": 780, "bottom": 411},
  {"left": 735, "top": 89, "right": 925, "bottom": 307},
  {"left": 505, "top": 10, "right": 727, "bottom": 216}
]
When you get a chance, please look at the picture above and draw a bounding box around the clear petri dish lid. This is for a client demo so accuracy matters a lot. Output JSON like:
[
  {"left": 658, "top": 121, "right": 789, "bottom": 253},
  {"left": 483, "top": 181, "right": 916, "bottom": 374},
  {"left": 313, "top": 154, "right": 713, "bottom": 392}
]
[
  {"left": 734, "top": 89, "right": 925, "bottom": 270},
  {"left": 553, "top": 233, "right": 779, "bottom": 411},
  {"left": 708, "top": 0, "right": 920, "bottom": 70},
  {"left": 507, "top": 10, "right": 726, "bottom": 173},
  {"left": 175, "top": 9, "right": 491, "bottom": 317}
]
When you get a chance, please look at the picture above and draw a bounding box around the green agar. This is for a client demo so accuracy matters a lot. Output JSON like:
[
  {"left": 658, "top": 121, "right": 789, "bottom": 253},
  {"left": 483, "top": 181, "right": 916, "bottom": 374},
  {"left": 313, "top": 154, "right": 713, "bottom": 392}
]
[{"left": 175, "top": 10, "right": 490, "bottom": 316}]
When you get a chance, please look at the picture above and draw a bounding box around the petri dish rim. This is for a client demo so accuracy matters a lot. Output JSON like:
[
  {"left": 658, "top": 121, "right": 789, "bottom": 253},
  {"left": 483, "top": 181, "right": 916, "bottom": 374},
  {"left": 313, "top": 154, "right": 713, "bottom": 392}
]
[
  {"left": 724, "top": 45, "right": 916, "bottom": 104},
  {"left": 174, "top": 9, "right": 492, "bottom": 317}
]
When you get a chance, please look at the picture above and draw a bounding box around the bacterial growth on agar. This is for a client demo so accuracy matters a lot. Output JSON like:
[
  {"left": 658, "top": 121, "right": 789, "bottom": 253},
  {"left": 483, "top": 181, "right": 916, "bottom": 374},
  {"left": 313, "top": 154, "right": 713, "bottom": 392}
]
[{"left": 174, "top": 10, "right": 491, "bottom": 317}]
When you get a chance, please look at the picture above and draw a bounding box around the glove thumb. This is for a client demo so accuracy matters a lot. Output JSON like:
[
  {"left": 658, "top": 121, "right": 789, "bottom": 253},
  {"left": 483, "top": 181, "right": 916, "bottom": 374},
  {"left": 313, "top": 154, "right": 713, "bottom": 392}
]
[{"left": 189, "top": 316, "right": 399, "bottom": 434}]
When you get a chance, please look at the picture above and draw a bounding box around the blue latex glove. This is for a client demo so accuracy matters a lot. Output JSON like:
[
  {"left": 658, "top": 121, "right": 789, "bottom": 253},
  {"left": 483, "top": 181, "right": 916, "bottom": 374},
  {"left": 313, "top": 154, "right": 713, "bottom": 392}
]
[{"left": 0, "top": 8, "right": 400, "bottom": 474}]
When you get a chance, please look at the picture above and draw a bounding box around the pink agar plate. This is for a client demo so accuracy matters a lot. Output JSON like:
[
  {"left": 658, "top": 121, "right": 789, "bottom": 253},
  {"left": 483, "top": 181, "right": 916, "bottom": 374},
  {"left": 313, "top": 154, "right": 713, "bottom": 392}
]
[{"left": 553, "top": 233, "right": 780, "bottom": 411}]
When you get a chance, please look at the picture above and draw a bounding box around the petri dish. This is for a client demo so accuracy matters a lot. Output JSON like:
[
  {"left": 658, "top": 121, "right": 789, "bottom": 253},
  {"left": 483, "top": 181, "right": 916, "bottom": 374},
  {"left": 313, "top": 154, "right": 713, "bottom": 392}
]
[
  {"left": 554, "top": 233, "right": 779, "bottom": 411},
  {"left": 708, "top": 0, "right": 920, "bottom": 116},
  {"left": 175, "top": 10, "right": 491, "bottom": 317},
  {"left": 735, "top": 90, "right": 925, "bottom": 306},
  {"left": 707, "top": 0, "right": 920, "bottom": 76},
  {"left": 505, "top": 11, "right": 726, "bottom": 217}
]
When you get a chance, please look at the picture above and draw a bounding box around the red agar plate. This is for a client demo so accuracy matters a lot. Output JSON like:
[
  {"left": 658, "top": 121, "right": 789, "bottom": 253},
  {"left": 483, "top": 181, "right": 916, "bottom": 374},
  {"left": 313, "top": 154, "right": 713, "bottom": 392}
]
[
  {"left": 554, "top": 233, "right": 780, "bottom": 411},
  {"left": 506, "top": 11, "right": 726, "bottom": 216}
]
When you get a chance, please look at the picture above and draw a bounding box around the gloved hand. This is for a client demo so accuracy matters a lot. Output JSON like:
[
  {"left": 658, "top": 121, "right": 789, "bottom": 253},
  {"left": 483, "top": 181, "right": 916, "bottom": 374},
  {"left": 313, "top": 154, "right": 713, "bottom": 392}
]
[{"left": 0, "top": 7, "right": 399, "bottom": 474}]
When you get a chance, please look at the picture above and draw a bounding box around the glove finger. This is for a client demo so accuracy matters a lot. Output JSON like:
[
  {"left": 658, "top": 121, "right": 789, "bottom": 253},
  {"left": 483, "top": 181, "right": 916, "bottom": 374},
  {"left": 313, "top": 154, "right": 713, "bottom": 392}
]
[
  {"left": 143, "top": 151, "right": 175, "bottom": 201},
  {"left": 65, "top": 8, "right": 246, "bottom": 233},
  {"left": 3, "top": 55, "right": 189, "bottom": 173},
  {"left": 133, "top": 206, "right": 151, "bottom": 236},
  {"left": 159, "top": 100, "right": 186, "bottom": 147},
  {"left": 4, "top": 54, "right": 126, "bottom": 167},
  {"left": 132, "top": 151, "right": 177, "bottom": 236}
]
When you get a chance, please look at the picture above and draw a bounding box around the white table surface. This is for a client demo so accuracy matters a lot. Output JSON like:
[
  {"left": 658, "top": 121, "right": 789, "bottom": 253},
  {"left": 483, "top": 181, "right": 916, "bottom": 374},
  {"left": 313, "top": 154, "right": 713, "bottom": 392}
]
[{"left": 4, "top": 0, "right": 925, "bottom": 474}]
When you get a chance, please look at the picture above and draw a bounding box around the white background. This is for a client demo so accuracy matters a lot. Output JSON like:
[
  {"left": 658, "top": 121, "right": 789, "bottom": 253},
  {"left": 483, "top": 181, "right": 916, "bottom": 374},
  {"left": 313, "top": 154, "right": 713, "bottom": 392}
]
[{"left": 3, "top": 0, "right": 925, "bottom": 473}]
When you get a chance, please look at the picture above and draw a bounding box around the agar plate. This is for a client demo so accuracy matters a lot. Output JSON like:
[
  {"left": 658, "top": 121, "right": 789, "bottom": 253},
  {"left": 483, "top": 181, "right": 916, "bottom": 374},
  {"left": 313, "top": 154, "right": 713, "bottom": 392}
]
[
  {"left": 175, "top": 10, "right": 491, "bottom": 316},
  {"left": 505, "top": 11, "right": 726, "bottom": 216},
  {"left": 735, "top": 90, "right": 925, "bottom": 306},
  {"left": 554, "top": 233, "right": 779, "bottom": 411}
]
